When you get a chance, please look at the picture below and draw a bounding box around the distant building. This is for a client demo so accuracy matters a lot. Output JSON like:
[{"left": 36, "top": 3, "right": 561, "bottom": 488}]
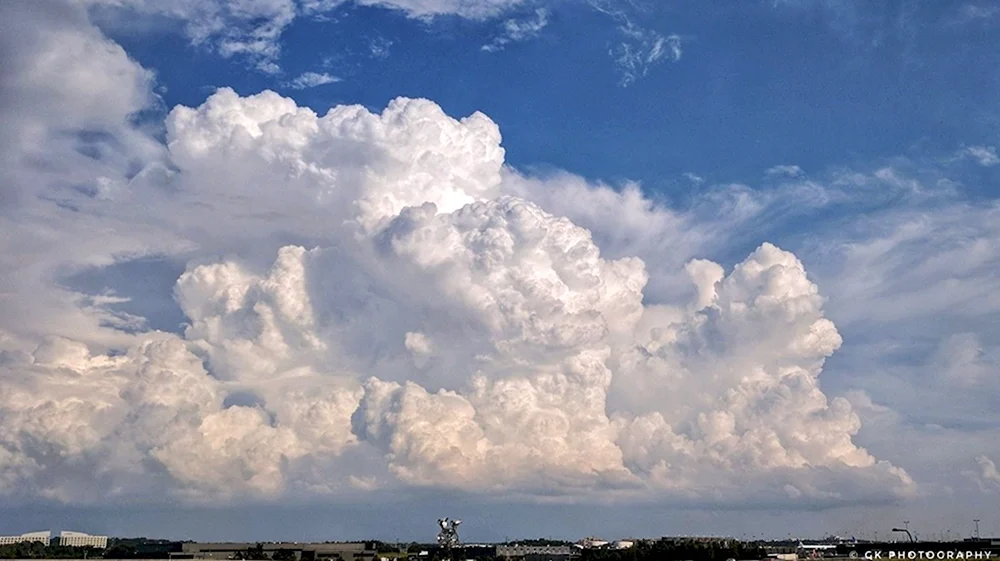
[
  {"left": 109, "top": 538, "right": 184, "bottom": 557},
  {"left": 660, "top": 536, "right": 735, "bottom": 546},
  {"left": 454, "top": 544, "right": 501, "bottom": 560},
  {"left": 173, "top": 542, "right": 377, "bottom": 561},
  {"left": 965, "top": 538, "right": 1000, "bottom": 547},
  {"left": 575, "top": 537, "right": 608, "bottom": 549},
  {"left": 0, "top": 531, "right": 52, "bottom": 546},
  {"left": 59, "top": 531, "right": 108, "bottom": 549},
  {"left": 572, "top": 538, "right": 636, "bottom": 551},
  {"left": 497, "top": 544, "right": 579, "bottom": 560}
]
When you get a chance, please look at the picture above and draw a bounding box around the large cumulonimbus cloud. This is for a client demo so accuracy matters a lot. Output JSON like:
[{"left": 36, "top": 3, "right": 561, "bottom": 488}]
[{"left": 0, "top": 73, "right": 914, "bottom": 504}]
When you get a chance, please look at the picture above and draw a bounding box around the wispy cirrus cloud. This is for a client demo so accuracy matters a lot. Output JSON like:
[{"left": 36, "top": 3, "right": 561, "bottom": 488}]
[
  {"left": 954, "top": 3, "right": 1000, "bottom": 24},
  {"left": 86, "top": 0, "right": 528, "bottom": 72},
  {"left": 481, "top": 8, "right": 549, "bottom": 52},
  {"left": 368, "top": 35, "right": 393, "bottom": 59},
  {"left": 765, "top": 164, "right": 805, "bottom": 178},
  {"left": 589, "top": 0, "right": 682, "bottom": 87},
  {"left": 286, "top": 71, "right": 341, "bottom": 89}
]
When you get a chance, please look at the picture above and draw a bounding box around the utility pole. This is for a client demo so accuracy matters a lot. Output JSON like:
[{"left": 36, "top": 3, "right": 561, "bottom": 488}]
[{"left": 974, "top": 520, "right": 981, "bottom": 540}]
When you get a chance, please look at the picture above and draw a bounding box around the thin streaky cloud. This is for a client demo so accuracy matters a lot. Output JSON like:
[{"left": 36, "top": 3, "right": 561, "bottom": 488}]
[
  {"left": 589, "top": 0, "right": 683, "bottom": 86},
  {"left": 286, "top": 71, "right": 342, "bottom": 89},
  {"left": 766, "top": 164, "right": 805, "bottom": 177},
  {"left": 482, "top": 8, "right": 549, "bottom": 52}
]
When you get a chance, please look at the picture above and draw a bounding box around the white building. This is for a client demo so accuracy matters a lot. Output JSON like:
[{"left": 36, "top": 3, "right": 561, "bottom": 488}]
[
  {"left": 0, "top": 531, "right": 52, "bottom": 546},
  {"left": 575, "top": 537, "right": 609, "bottom": 549},
  {"left": 59, "top": 531, "right": 108, "bottom": 549}
]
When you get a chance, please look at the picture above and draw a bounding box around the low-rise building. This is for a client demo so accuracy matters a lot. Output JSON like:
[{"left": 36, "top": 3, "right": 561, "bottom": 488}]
[
  {"left": 454, "top": 544, "right": 502, "bottom": 560},
  {"left": 0, "top": 531, "right": 52, "bottom": 546},
  {"left": 497, "top": 544, "right": 579, "bottom": 560},
  {"left": 173, "top": 541, "right": 378, "bottom": 561},
  {"left": 59, "top": 531, "right": 108, "bottom": 549},
  {"left": 575, "top": 537, "right": 608, "bottom": 549}
]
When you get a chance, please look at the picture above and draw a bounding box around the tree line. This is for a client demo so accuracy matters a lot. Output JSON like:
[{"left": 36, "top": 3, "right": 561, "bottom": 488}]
[
  {"left": 0, "top": 542, "right": 102, "bottom": 559},
  {"left": 2, "top": 538, "right": 770, "bottom": 561},
  {"left": 581, "top": 539, "right": 768, "bottom": 561}
]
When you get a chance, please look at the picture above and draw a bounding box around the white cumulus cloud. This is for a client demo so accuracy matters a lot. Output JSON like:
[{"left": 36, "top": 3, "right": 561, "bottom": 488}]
[
  {"left": 959, "top": 145, "right": 1000, "bottom": 167},
  {"left": 970, "top": 456, "right": 1000, "bottom": 492},
  {"left": 0, "top": 1, "right": 922, "bottom": 508},
  {"left": 0, "top": 82, "right": 913, "bottom": 503}
]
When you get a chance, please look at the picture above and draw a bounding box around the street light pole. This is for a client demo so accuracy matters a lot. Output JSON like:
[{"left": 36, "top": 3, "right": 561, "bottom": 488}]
[{"left": 891, "top": 529, "right": 914, "bottom": 543}]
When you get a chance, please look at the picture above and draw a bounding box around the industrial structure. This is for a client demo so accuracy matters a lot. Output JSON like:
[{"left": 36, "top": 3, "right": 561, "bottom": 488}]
[{"left": 436, "top": 518, "right": 461, "bottom": 549}]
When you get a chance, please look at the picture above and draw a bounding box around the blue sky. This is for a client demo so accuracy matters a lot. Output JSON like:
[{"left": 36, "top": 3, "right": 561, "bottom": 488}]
[
  {"left": 1, "top": 0, "right": 1000, "bottom": 543},
  {"left": 97, "top": 0, "right": 1000, "bottom": 190}
]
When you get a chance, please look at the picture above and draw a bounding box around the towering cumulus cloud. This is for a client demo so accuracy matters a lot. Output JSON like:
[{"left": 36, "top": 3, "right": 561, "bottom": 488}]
[{"left": 0, "top": 15, "right": 913, "bottom": 502}]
